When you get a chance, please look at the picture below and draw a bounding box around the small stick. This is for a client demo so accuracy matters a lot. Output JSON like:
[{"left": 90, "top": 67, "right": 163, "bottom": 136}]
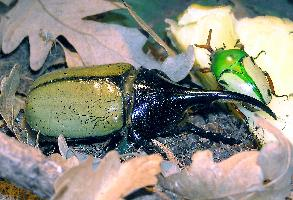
[
  {"left": 0, "top": 133, "right": 63, "bottom": 198},
  {"left": 120, "top": 0, "right": 176, "bottom": 57}
]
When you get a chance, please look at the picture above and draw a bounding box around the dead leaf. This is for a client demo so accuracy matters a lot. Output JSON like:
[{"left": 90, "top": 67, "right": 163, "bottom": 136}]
[
  {"left": 1, "top": 0, "right": 160, "bottom": 71},
  {"left": 159, "top": 117, "right": 293, "bottom": 200},
  {"left": 57, "top": 134, "right": 97, "bottom": 163},
  {"left": 52, "top": 151, "right": 162, "bottom": 200},
  {"left": 1, "top": 0, "right": 195, "bottom": 82},
  {"left": 57, "top": 135, "right": 72, "bottom": 159},
  {"left": 49, "top": 153, "right": 79, "bottom": 171},
  {"left": 0, "top": 64, "right": 24, "bottom": 130},
  {"left": 62, "top": 48, "right": 84, "bottom": 68},
  {"left": 160, "top": 45, "right": 194, "bottom": 82}
]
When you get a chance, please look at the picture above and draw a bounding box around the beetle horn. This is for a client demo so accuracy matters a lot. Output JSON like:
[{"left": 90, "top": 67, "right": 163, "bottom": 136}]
[{"left": 186, "top": 90, "right": 277, "bottom": 119}]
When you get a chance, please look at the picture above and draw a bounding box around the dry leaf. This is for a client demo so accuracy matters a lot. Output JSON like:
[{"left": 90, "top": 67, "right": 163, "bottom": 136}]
[
  {"left": 49, "top": 153, "right": 79, "bottom": 171},
  {"left": 62, "top": 48, "right": 84, "bottom": 68},
  {"left": 57, "top": 135, "right": 71, "bottom": 158},
  {"left": 160, "top": 117, "right": 293, "bottom": 200},
  {"left": 57, "top": 135, "right": 97, "bottom": 163},
  {"left": 1, "top": 0, "right": 195, "bottom": 82},
  {"left": 1, "top": 0, "right": 160, "bottom": 71},
  {"left": 52, "top": 151, "right": 162, "bottom": 200},
  {"left": 0, "top": 64, "right": 24, "bottom": 129},
  {"left": 160, "top": 45, "right": 194, "bottom": 82}
]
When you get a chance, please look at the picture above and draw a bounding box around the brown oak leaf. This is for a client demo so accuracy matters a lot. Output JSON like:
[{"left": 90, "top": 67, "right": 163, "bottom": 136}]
[
  {"left": 1, "top": 0, "right": 159, "bottom": 70},
  {"left": 0, "top": 64, "right": 24, "bottom": 130},
  {"left": 160, "top": 117, "right": 293, "bottom": 200},
  {"left": 52, "top": 151, "right": 162, "bottom": 200}
]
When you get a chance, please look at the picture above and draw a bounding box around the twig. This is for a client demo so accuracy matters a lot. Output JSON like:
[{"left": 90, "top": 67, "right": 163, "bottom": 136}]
[
  {"left": 0, "top": 132, "right": 63, "bottom": 199},
  {"left": 120, "top": 0, "right": 176, "bottom": 57}
]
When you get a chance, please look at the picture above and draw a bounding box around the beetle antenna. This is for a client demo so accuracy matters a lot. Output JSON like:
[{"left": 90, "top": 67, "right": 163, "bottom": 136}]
[
  {"left": 234, "top": 39, "right": 244, "bottom": 50},
  {"left": 194, "top": 29, "right": 214, "bottom": 53},
  {"left": 253, "top": 50, "right": 266, "bottom": 60}
]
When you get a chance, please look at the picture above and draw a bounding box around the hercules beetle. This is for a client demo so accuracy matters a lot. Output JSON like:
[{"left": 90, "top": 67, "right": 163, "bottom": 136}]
[{"left": 25, "top": 63, "right": 276, "bottom": 147}]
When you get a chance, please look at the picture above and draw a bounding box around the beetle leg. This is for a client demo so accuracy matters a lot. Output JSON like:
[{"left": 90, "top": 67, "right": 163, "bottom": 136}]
[
  {"left": 253, "top": 50, "right": 266, "bottom": 60},
  {"left": 199, "top": 67, "right": 212, "bottom": 73},
  {"left": 194, "top": 29, "right": 214, "bottom": 53},
  {"left": 263, "top": 71, "right": 289, "bottom": 99},
  {"left": 127, "top": 130, "right": 158, "bottom": 154},
  {"left": 193, "top": 66, "right": 212, "bottom": 74},
  {"left": 225, "top": 102, "right": 248, "bottom": 122},
  {"left": 178, "top": 123, "right": 242, "bottom": 145}
]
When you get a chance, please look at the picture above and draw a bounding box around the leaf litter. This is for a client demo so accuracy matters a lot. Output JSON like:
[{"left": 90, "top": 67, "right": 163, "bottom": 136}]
[
  {"left": 1, "top": 0, "right": 157, "bottom": 70},
  {"left": 159, "top": 116, "right": 293, "bottom": 200},
  {"left": 0, "top": 0, "right": 194, "bottom": 82},
  {"left": 0, "top": 1, "right": 292, "bottom": 199},
  {"left": 0, "top": 64, "right": 24, "bottom": 131},
  {"left": 52, "top": 151, "right": 162, "bottom": 200}
]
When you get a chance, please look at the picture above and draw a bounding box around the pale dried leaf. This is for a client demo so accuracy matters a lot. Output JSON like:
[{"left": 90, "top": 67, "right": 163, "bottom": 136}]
[
  {"left": 1, "top": 0, "right": 159, "bottom": 71},
  {"left": 160, "top": 45, "right": 194, "bottom": 82},
  {"left": 52, "top": 151, "right": 162, "bottom": 200},
  {"left": 160, "top": 118, "right": 292, "bottom": 200},
  {"left": 63, "top": 48, "right": 84, "bottom": 68},
  {"left": 96, "top": 153, "right": 162, "bottom": 199},
  {"left": 49, "top": 153, "right": 79, "bottom": 171},
  {"left": 57, "top": 135, "right": 70, "bottom": 158},
  {"left": 59, "top": 36, "right": 194, "bottom": 82},
  {"left": 52, "top": 157, "right": 95, "bottom": 200},
  {"left": 0, "top": 64, "right": 23, "bottom": 129},
  {"left": 57, "top": 134, "right": 97, "bottom": 162},
  {"left": 245, "top": 117, "right": 293, "bottom": 200}
]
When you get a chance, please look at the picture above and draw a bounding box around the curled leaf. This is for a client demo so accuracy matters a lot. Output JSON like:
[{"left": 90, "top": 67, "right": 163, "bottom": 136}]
[
  {"left": 1, "top": 0, "right": 159, "bottom": 71},
  {"left": 49, "top": 153, "right": 79, "bottom": 172},
  {"left": 160, "top": 45, "right": 195, "bottom": 82},
  {"left": 0, "top": 64, "right": 23, "bottom": 130},
  {"left": 52, "top": 151, "right": 162, "bottom": 200},
  {"left": 160, "top": 118, "right": 292, "bottom": 200}
]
